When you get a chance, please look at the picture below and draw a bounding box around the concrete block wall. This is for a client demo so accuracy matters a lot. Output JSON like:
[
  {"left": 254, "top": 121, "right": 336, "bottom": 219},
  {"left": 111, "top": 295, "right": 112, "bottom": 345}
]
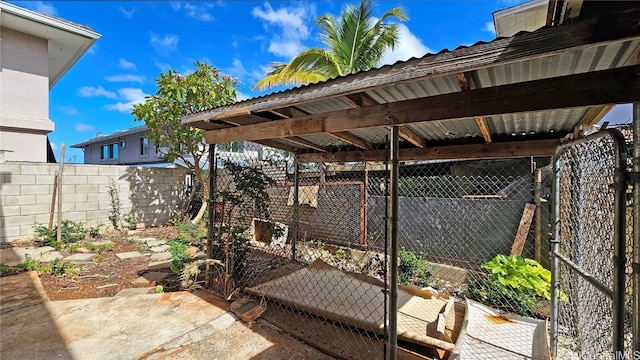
[{"left": 0, "top": 160, "right": 188, "bottom": 242}]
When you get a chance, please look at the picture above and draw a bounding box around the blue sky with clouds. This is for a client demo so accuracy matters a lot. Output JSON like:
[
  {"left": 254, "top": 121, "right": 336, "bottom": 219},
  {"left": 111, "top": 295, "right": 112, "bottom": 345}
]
[{"left": 9, "top": 0, "right": 633, "bottom": 163}]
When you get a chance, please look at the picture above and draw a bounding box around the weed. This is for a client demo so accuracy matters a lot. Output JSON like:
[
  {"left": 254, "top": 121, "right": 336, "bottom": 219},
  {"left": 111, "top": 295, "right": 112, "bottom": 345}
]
[
  {"left": 335, "top": 248, "right": 351, "bottom": 261},
  {"left": 33, "top": 220, "right": 99, "bottom": 248},
  {"left": 155, "top": 285, "right": 164, "bottom": 293},
  {"left": 107, "top": 179, "right": 122, "bottom": 230},
  {"left": 398, "top": 250, "right": 431, "bottom": 287},
  {"left": 123, "top": 213, "right": 137, "bottom": 229},
  {"left": 168, "top": 238, "right": 190, "bottom": 273},
  {"left": 95, "top": 255, "right": 104, "bottom": 263}
]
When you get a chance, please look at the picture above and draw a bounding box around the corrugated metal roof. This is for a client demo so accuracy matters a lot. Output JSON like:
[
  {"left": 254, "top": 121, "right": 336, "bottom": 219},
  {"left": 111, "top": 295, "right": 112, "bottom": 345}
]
[{"left": 185, "top": 6, "right": 640, "bottom": 159}]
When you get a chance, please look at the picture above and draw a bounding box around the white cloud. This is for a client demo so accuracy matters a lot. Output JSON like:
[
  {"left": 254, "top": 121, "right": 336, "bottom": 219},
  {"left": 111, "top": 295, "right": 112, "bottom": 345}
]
[
  {"left": 78, "top": 86, "right": 117, "bottom": 99},
  {"left": 106, "top": 74, "right": 146, "bottom": 84},
  {"left": 170, "top": 2, "right": 182, "bottom": 11},
  {"left": 236, "top": 91, "right": 251, "bottom": 101},
  {"left": 380, "top": 24, "right": 432, "bottom": 66},
  {"left": 232, "top": 40, "right": 238, "bottom": 48},
  {"left": 118, "top": 6, "right": 135, "bottom": 18},
  {"left": 153, "top": 59, "right": 172, "bottom": 73},
  {"left": 118, "top": 58, "right": 137, "bottom": 71},
  {"left": 150, "top": 33, "right": 179, "bottom": 55},
  {"left": 75, "top": 123, "right": 95, "bottom": 132},
  {"left": 185, "top": 3, "right": 214, "bottom": 22},
  {"left": 87, "top": 44, "right": 97, "bottom": 55},
  {"left": 105, "top": 88, "right": 148, "bottom": 113},
  {"left": 252, "top": 3, "right": 311, "bottom": 58},
  {"left": 58, "top": 106, "right": 79, "bottom": 115},
  {"left": 226, "top": 58, "right": 263, "bottom": 84},
  {"left": 32, "top": 1, "right": 57, "bottom": 15},
  {"left": 483, "top": 21, "right": 496, "bottom": 35}
]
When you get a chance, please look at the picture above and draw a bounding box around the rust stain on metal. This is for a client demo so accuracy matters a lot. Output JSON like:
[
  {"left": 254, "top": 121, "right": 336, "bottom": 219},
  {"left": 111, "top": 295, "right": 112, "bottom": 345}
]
[{"left": 485, "top": 314, "right": 516, "bottom": 324}]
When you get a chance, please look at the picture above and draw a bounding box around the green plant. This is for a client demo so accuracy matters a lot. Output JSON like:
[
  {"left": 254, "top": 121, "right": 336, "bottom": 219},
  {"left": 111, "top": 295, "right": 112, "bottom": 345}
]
[
  {"left": 398, "top": 250, "right": 431, "bottom": 287},
  {"left": 107, "top": 179, "right": 121, "bottom": 230},
  {"left": 123, "top": 213, "right": 137, "bottom": 229},
  {"left": 155, "top": 285, "right": 164, "bottom": 293},
  {"left": 168, "top": 238, "right": 190, "bottom": 273},
  {"left": 336, "top": 248, "right": 350, "bottom": 261},
  {"left": 466, "top": 255, "right": 554, "bottom": 317},
  {"left": 34, "top": 220, "right": 93, "bottom": 248}
]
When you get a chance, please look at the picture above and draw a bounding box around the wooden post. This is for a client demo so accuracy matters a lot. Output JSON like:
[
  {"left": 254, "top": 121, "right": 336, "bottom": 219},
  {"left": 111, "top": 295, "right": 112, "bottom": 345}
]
[
  {"left": 534, "top": 169, "right": 543, "bottom": 263},
  {"left": 56, "top": 144, "right": 66, "bottom": 244},
  {"left": 48, "top": 171, "right": 58, "bottom": 230},
  {"left": 510, "top": 203, "right": 536, "bottom": 256}
]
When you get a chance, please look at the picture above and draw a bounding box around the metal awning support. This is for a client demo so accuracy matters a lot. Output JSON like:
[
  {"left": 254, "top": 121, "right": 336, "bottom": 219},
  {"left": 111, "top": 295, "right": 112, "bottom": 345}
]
[
  {"left": 634, "top": 101, "right": 640, "bottom": 353},
  {"left": 388, "top": 126, "right": 399, "bottom": 360},
  {"left": 206, "top": 144, "right": 216, "bottom": 288}
]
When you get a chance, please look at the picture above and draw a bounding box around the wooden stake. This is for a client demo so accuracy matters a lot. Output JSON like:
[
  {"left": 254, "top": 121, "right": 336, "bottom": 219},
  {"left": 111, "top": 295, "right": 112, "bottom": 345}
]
[
  {"left": 56, "top": 144, "right": 66, "bottom": 244},
  {"left": 510, "top": 203, "right": 536, "bottom": 256},
  {"left": 49, "top": 171, "right": 58, "bottom": 230}
]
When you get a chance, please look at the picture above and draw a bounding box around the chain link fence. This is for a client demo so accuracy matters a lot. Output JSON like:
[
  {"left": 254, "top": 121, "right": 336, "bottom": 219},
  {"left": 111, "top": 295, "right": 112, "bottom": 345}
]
[
  {"left": 201, "top": 133, "right": 565, "bottom": 358},
  {"left": 551, "top": 130, "right": 631, "bottom": 359}
]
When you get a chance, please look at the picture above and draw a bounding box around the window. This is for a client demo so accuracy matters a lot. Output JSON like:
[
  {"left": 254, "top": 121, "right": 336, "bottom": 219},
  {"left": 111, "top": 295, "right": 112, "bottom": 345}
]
[
  {"left": 140, "top": 137, "right": 149, "bottom": 156},
  {"left": 100, "top": 143, "right": 118, "bottom": 159},
  {"left": 120, "top": 140, "right": 126, "bottom": 149}
]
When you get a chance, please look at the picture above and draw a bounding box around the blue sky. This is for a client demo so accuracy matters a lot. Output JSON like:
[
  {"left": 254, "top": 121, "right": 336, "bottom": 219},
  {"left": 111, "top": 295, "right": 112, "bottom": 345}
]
[{"left": 9, "top": 0, "right": 633, "bottom": 163}]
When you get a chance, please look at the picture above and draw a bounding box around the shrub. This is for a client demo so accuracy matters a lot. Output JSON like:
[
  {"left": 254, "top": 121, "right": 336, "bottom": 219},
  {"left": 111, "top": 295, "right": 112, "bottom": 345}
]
[
  {"left": 466, "top": 254, "right": 552, "bottom": 317},
  {"left": 34, "top": 220, "right": 99, "bottom": 248},
  {"left": 398, "top": 250, "right": 431, "bottom": 287}
]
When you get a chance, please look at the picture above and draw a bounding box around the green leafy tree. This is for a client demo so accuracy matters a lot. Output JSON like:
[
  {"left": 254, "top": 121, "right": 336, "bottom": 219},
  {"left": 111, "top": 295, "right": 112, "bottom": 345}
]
[
  {"left": 132, "top": 61, "right": 237, "bottom": 221},
  {"left": 252, "top": 0, "right": 407, "bottom": 91}
]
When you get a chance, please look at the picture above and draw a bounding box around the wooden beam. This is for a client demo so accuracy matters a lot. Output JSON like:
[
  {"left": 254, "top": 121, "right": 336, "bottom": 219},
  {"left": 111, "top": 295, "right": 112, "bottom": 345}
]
[
  {"left": 510, "top": 203, "right": 537, "bottom": 256},
  {"left": 475, "top": 117, "right": 493, "bottom": 143},
  {"left": 340, "top": 95, "right": 359, "bottom": 108},
  {"left": 330, "top": 132, "right": 372, "bottom": 150},
  {"left": 295, "top": 138, "right": 561, "bottom": 163},
  {"left": 205, "top": 65, "right": 640, "bottom": 144},
  {"left": 455, "top": 72, "right": 472, "bottom": 91},
  {"left": 577, "top": 105, "right": 614, "bottom": 126},
  {"left": 397, "top": 126, "right": 426, "bottom": 148},
  {"left": 284, "top": 136, "right": 329, "bottom": 152},
  {"left": 251, "top": 139, "right": 299, "bottom": 154}
]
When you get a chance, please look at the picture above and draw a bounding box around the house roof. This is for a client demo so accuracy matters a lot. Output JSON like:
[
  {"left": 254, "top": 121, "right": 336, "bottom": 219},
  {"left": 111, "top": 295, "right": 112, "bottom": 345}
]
[
  {"left": 0, "top": 2, "right": 101, "bottom": 89},
  {"left": 184, "top": 2, "right": 640, "bottom": 164},
  {"left": 70, "top": 125, "right": 148, "bottom": 148}
]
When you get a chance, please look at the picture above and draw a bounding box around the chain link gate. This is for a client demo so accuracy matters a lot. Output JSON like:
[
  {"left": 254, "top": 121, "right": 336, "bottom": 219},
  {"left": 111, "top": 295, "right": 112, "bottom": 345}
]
[{"left": 551, "top": 129, "right": 630, "bottom": 358}]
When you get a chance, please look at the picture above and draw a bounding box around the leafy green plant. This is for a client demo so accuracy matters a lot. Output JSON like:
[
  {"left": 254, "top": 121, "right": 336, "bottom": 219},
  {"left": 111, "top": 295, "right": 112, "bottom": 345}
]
[
  {"left": 107, "top": 179, "right": 121, "bottom": 230},
  {"left": 398, "top": 250, "right": 431, "bottom": 287},
  {"left": 123, "top": 213, "right": 137, "bottom": 229},
  {"left": 168, "top": 238, "right": 190, "bottom": 273},
  {"left": 336, "top": 248, "right": 351, "bottom": 261},
  {"left": 466, "top": 254, "right": 554, "bottom": 317},
  {"left": 34, "top": 220, "right": 98, "bottom": 248}
]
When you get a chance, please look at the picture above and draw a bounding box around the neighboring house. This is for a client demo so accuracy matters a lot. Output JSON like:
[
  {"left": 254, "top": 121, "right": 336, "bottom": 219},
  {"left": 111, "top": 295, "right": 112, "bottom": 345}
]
[
  {"left": 0, "top": 2, "right": 100, "bottom": 162},
  {"left": 71, "top": 125, "right": 263, "bottom": 167},
  {"left": 492, "top": 0, "right": 581, "bottom": 37}
]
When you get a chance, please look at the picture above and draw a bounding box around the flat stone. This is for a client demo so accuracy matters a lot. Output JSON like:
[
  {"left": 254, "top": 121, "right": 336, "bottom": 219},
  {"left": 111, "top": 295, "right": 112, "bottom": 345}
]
[
  {"left": 150, "top": 252, "right": 172, "bottom": 261},
  {"left": 0, "top": 271, "right": 48, "bottom": 314},
  {"left": 194, "top": 251, "right": 206, "bottom": 259},
  {"left": 76, "top": 247, "right": 93, "bottom": 254},
  {"left": 0, "top": 247, "right": 60, "bottom": 266},
  {"left": 115, "top": 251, "right": 146, "bottom": 260},
  {"left": 147, "top": 260, "right": 171, "bottom": 271},
  {"left": 62, "top": 253, "right": 96, "bottom": 264},
  {"left": 146, "top": 239, "right": 165, "bottom": 248},
  {"left": 88, "top": 240, "right": 114, "bottom": 247},
  {"left": 150, "top": 245, "right": 169, "bottom": 253},
  {"left": 114, "top": 287, "right": 155, "bottom": 297},
  {"left": 133, "top": 272, "right": 169, "bottom": 288}
]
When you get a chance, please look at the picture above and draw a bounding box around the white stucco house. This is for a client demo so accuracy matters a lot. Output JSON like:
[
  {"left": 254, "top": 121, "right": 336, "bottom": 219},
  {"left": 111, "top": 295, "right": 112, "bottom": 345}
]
[{"left": 0, "top": 2, "right": 100, "bottom": 162}]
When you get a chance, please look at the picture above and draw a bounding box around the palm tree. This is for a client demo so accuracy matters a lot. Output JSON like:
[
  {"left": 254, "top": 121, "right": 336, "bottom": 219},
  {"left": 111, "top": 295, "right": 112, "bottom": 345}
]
[{"left": 252, "top": 0, "right": 407, "bottom": 91}]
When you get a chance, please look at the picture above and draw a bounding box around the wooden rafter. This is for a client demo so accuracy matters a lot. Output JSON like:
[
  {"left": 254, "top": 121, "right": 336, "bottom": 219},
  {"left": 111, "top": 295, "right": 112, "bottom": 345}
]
[
  {"left": 284, "top": 136, "right": 329, "bottom": 152},
  {"left": 204, "top": 65, "right": 640, "bottom": 145},
  {"left": 455, "top": 72, "right": 473, "bottom": 91},
  {"left": 474, "top": 117, "right": 493, "bottom": 143},
  {"left": 397, "top": 126, "right": 426, "bottom": 148},
  {"left": 295, "top": 139, "right": 561, "bottom": 163},
  {"left": 252, "top": 139, "right": 299, "bottom": 154},
  {"left": 330, "top": 131, "right": 372, "bottom": 150}
]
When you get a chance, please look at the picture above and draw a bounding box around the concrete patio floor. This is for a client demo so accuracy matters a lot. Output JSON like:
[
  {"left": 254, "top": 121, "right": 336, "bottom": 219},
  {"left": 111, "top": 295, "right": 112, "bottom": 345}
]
[{"left": 0, "top": 271, "right": 333, "bottom": 360}]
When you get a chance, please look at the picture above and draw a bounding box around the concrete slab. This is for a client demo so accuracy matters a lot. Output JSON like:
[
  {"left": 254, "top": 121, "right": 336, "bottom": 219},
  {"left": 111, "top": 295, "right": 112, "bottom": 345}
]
[
  {"left": 133, "top": 272, "right": 170, "bottom": 288},
  {"left": 145, "top": 239, "right": 165, "bottom": 247},
  {"left": 88, "top": 240, "right": 114, "bottom": 247},
  {"left": 115, "top": 287, "right": 156, "bottom": 297},
  {"left": 150, "top": 252, "right": 172, "bottom": 261},
  {"left": 0, "top": 247, "right": 62, "bottom": 266},
  {"left": 148, "top": 260, "right": 171, "bottom": 271},
  {"left": 0, "top": 271, "right": 48, "bottom": 314},
  {"left": 150, "top": 245, "right": 170, "bottom": 253},
  {"left": 116, "top": 251, "right": 147, "bottom": 260},
  {"left": 62, "top": 253, "right": 96, "bottom": 264}
]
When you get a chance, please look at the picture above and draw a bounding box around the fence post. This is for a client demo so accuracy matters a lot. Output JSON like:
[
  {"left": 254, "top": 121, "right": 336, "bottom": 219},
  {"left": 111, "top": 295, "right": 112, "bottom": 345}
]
[
  {"left": 292, "top": 162, "right": 299, "bottom": 262},
  {"left": 633, "top": 101, "right": 640, "bottom": 353},
  {"left": 550, "top": 155, "right": 560, "bottom": 359},
  {"left": 206, "top": 144, "right": 216, "bottom": 288},
  {"left": 388, "top": 126, "right": 399, "bottom": 360},
  {"left": 534, "top": 169, "right": 542, "bottom": 263}
]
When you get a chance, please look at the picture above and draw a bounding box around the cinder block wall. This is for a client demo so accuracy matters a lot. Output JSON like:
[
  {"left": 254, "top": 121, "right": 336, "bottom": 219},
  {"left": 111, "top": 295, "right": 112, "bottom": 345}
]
[{"left": 0, "top": 160, "right": 188, "bottom": 242}]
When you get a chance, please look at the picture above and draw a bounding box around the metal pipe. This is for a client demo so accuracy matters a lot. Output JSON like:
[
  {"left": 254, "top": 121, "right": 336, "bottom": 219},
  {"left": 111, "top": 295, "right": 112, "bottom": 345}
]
[
  {"left": 388, "top": 126, "right": 399, "bottom": 360},
  {"left": 534, "top": 168, "right": 542, "bottom": 264},
  {"left": 292, "top": 162, "right": 299, "bottom": 261},
  {"left": 633, "top": 101, "right": 640, "bottom": 353},
  {"left": 552, "top": 250, "right": 613, "bottom": 298},
  {"left": 206, "top": 144, "right": 216, "bottom": 288},
  {"left": 550, "top": 154, "right": 561, "bottom": 359}
]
